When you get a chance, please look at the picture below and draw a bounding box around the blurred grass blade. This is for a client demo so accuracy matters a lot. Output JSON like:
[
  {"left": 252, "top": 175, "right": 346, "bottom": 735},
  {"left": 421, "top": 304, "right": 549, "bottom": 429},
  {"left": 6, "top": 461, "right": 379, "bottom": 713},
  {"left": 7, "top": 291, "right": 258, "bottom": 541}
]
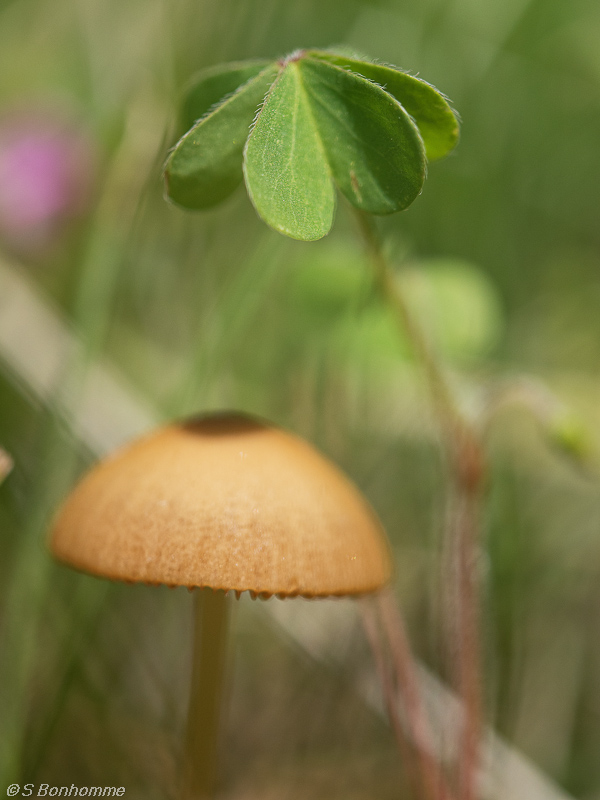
[
  {"left": 181, "top": 60, "right": 272, "bottom": 131},
  {"left": 0, "top": 447, "right": 13, "bottom": 483},
  {"left": 312, "top": 51, "right": 459, "bottom": 161},
  {"left": 165, "top": 63, "right": 278, "bottom": 209},
  {"left": 300, "top": 57, "right": 426, "bottom": 214},
  {"left": 243, "top": 61, "right": 335, "bottom": 240}
]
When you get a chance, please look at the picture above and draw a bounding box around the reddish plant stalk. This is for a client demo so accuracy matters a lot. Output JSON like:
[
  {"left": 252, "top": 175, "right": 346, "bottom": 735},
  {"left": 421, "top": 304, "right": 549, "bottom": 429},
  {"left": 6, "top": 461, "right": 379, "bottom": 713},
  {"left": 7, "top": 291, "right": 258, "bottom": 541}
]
[
  {"left": 355, "top": 210, "right": 486, "bottom": 800},
  {"left": 444, "top": 471, "right": 484, "bottom": 800},
  {"left": 376, "top": 589, "right": 456, "bottom": 800},
  {"left": 360, "top": 597, "right": 423, "bottom": 798}
]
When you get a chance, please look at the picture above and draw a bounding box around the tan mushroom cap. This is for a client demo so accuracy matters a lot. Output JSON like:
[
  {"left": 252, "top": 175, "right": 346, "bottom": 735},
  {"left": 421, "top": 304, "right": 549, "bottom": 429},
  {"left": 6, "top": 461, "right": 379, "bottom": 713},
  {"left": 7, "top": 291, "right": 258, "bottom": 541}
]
[{"left": 50, "top": 413, "right": 392, "bottom": 597}]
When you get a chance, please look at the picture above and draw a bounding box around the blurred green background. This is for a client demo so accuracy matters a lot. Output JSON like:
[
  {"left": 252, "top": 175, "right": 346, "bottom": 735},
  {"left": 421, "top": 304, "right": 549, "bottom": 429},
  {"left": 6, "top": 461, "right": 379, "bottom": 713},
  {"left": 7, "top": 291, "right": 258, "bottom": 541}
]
[{"left": 1, "top": 0, "right": 600, "bottom": 797}]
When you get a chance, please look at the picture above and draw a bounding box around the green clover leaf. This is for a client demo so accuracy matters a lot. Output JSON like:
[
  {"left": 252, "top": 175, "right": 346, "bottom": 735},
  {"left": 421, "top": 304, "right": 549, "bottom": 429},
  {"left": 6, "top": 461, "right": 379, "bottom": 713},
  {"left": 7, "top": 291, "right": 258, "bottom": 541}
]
[
  {"left": 165, "top": 63, "right": 279, "bottom": 210},
  {"left": 180, "top": 60, "right": 273, "bottom": 132},
  {"left": 309, "top": 50, "right": 459, "bottom": 162},
  {"left": 164, "top": 49, "right": 459, "bottom": 240}
]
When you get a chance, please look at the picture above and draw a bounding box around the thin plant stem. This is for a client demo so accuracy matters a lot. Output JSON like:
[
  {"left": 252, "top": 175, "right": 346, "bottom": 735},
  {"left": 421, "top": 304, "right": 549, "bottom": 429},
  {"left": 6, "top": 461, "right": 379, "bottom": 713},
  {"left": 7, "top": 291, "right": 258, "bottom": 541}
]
[
  {"left": 182, "top": 588, "right": 230, "bottom": 800},
  {"left": 448, "top": 487, "right": 483, "bottom": 800},
  {"left": 353, "top": 211, "right": 481, "bottom": 474},
  {"left": 354, "top": 210, "right": 485, "bottom": 800},
  {"left": 360, "top": 597, "right": 422, "bottom": 799},
  {"left": 376, "top": 589, "right": 455, "bottom": 800}
]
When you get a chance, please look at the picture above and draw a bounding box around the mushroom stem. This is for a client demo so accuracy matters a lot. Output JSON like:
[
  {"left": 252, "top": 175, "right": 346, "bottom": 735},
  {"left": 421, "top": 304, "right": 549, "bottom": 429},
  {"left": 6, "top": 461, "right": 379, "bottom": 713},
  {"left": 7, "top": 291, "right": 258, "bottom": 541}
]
[{"left": 182, "top": 587, "right": 230, "bottom": 800}]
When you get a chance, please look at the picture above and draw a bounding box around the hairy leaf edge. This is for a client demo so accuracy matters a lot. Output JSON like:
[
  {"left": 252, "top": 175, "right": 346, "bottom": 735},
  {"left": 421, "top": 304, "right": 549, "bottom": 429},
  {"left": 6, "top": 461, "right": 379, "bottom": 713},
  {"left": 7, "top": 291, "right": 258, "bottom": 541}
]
[
  {"left": 309, "top": 49, "right": 461, "bottom": 155},
  {"left": 242, "top": 61, "right": 337, "bottom": 241},
  {"left": 163, "top": 63, "right": 278, "bottom": 206},
  {"left": 180, "top": 59, "right": 273, "bottom": 127},
  {"left": 301, "top": 56, "right": 428, "bottom": 210},
  {"left": 310, "top": 49, "right": 461, "bottom": 119}
]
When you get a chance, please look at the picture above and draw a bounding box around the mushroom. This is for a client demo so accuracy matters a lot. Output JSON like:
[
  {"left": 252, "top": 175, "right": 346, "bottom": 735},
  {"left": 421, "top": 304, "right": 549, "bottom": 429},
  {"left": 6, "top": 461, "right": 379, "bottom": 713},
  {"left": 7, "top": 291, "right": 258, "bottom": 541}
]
[{"left": 50, "top": 411, "right": 392, "bottom": 798}]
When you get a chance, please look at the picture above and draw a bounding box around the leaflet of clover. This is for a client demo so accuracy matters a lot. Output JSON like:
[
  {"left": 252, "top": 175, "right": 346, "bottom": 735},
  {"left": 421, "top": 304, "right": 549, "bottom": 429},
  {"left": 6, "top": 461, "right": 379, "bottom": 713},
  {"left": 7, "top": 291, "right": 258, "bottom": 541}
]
[
  {"left": 243, "top": 62, "right": 336, "bottom": 241},
  {"left": 181, "top": 60, "right": 272, "bottom": 132},
  {"left": 311, "top": 51, "right": 459, "bottom": 162},
  {"left": 165, "top": 64, "right": 278, "bottom": 210},
  {"left": 243, "top": 59, "right": 427, "bottom": 240},
  {"left": 299, "top": 58, "right": 426, "bottom": 215}
]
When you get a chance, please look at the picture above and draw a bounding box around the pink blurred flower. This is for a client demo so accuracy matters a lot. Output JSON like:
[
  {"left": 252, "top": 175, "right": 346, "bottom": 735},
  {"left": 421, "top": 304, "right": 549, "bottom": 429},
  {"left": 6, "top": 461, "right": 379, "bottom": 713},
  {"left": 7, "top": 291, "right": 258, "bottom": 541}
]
[{"left": 0, "top": 109, "right": 95, "bottom": 256}]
